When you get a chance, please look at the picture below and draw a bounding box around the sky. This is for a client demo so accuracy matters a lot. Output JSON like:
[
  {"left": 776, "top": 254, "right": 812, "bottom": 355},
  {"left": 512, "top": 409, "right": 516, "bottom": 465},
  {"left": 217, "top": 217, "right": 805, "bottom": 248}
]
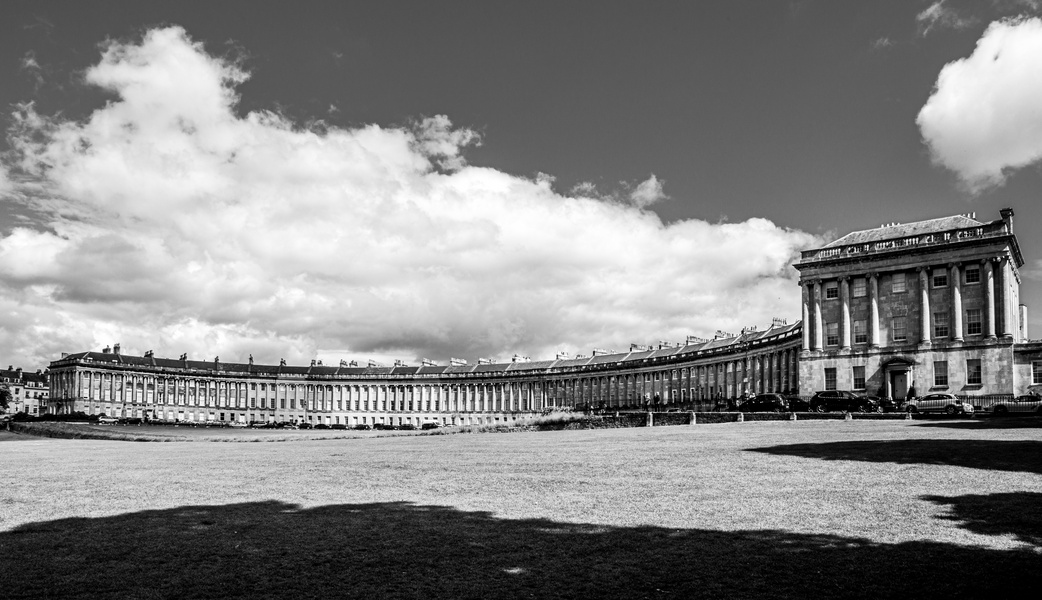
[{"left": 1, "top": 0, "right": 1042, "bottom": 368}]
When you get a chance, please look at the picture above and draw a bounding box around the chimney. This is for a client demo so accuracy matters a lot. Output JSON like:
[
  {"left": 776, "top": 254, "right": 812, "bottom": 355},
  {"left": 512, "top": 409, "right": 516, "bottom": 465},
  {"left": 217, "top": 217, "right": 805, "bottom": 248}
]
[
  {"left": 1000, "top": 207, "right": 1014, "bottom": 233},
  {"left": 310, "top": 359, "right": 316, "bottom": 367},
  {"left": 113, "top": 343, "right": 121, "bottom": 355},
  {"left": 102, "top": 346, "right": 111, "bottom": 354}
]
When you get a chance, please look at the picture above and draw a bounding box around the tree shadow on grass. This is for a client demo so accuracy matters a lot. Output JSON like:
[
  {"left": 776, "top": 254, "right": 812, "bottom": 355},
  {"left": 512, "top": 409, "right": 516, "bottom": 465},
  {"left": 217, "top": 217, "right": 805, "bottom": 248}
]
[
  {"left": 914, "top": 417, "right": 1042, "bottom": 430},
  {"left": 749, "top": 439, "right": 1042, "bottom": 474},
  {"left": 0, "top": 500, "right": 1039, "bottom": 599},
  {"left": 925, "top": 492, "right": 1042, "bottom": 548}
]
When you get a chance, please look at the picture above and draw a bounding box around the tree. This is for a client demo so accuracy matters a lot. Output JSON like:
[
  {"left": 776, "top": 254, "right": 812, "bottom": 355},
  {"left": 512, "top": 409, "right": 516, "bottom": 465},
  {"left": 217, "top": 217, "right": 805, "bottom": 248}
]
[{"left": 0, "top": 383, "right": 11, "bottom": 411}]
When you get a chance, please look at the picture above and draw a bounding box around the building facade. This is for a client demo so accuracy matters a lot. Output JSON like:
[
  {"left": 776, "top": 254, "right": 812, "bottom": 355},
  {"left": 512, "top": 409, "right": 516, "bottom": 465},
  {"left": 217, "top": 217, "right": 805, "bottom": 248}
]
[
  {"left": 794, "top": 209, "right": 1029, "bottom": 400},
  {"left": 45, "top": 209, "right": 1038, "bottom": 421},
  {"left": 46, "top": 326, "right": 802, "bottom": 425},
  {"left": 1, "top": 366, "right": 50, "bottom": 417}
]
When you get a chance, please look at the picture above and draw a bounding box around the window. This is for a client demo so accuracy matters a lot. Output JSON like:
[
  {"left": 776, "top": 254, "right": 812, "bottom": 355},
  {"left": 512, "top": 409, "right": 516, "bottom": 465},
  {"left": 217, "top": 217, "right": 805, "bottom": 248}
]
[
  {"left": 892, "top": 317, "right": 907, "bottom": 341},
  {"left": 1033, "top": 361, "right": 1042, "bottom": 385},
  {"left": 892, "top": 272, "right": 906, "bottom": 293},
  {"left": 933, "top": 312, "right": 949, "bottom": 338},
  {"left": 965, "top": 265, "right": 980, "bottom": 284},
  {"left": 824, "top": 368, "right": 837, "bottom": 391},
  {"left": 967, "top": 360, "right": 982, "bottom": 385},
  {"left": 826, "top": 322, "right": 839, "bottom": 346},
  {"left": 934, "top": 361, "right": 948, "bottom": 387},
  {"left": 854, "top": 319, "right": 867, "bottom": 344},
  {"left": 852, "top": 366, "right": 866, "bottom": 390},
  {"left": 852, "top": 278, "right": 866, "bottom": 298},
  {"left": 933, "top": 270, "right": 948, "bottom": 288},
  {"left": 966, "top": 309, "right": 982, "bottom": 335},
  {"left": 825, "top": 283, "right": 839, "bottom": 299}
]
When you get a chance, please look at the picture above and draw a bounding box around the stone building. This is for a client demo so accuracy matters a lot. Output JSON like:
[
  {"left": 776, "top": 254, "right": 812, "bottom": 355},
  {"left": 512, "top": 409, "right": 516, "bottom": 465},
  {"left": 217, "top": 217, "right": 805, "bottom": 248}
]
[
  {"left": 46, "top": 325, "right": 802, "bottom": 425},
  {"left": 794, "top": 209, "right": 1027, "bottom": 400},
  {"left": 44, "top": 208, "right": 1038, "bottom": 421},
  {"left": 1, "top": 366, "right": 50, "bottom": 417}
]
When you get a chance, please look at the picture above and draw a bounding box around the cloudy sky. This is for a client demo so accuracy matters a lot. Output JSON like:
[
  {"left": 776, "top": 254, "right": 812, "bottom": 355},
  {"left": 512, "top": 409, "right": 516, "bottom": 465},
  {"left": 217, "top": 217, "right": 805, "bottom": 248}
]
[{"left": 2, "top": 0, "right": 1042, "bottom": 368}]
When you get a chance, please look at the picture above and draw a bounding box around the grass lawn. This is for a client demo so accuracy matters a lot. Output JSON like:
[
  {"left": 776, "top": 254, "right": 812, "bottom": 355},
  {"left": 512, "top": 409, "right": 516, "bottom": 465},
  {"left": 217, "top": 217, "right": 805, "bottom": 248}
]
[{"left": 1, "top": 419, "right": 1040, "bottom": 599}]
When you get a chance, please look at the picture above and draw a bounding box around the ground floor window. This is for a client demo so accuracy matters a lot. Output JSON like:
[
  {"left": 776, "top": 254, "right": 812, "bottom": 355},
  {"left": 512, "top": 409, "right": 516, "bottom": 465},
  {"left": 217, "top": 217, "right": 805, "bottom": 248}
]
[
  {"left": 1034, "top": 361, "right": 1042, "bottom": 385},
  {"left": 824, "top": 367, "right": 837, "bottom": 391},
  {"left": 966, "top": 359, "right": 982, "bottom": 385},
  {"left": 934, "top": 361, "right": 948, "bottom": 387},
  {"left": 852, "top": 366, "right": 865, "bottom": 391}
]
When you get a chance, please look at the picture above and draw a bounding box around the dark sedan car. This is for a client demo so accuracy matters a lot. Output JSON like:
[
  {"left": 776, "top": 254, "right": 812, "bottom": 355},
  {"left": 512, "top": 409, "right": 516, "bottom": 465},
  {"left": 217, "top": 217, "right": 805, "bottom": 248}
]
[
  {"left": 810, "top": 391, "right": 881, "bottom": 413},
  {"left": 739, "top": 393, "right": 791, "bottom": 412}
]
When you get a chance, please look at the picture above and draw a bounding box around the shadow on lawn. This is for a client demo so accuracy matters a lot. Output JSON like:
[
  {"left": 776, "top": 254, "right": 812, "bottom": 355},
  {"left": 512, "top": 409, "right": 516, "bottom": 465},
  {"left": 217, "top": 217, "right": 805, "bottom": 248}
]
[
  {"left": 914, "top": 417, "right": 1042, "bottom": 430},
  {"left": 749, "top": 439, "right": 1042, "bottom": 474},
  {"left": 1, "top": 500, "right": 1039, "bottom": 599},
  {"left": 925, "top": 492, "right": 1042, "bottom": 548}
]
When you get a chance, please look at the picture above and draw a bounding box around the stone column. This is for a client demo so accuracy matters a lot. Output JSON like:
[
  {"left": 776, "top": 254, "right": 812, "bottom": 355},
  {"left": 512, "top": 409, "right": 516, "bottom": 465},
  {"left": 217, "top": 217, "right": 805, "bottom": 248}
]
[
  {"left": 869, "top": 274, "right": 880, "bottom": 347},
  {"left": 985, "top": 259, "right": 997, "bottom": 338},
  {"left": 802, "top": 283, "right": 811, "bottom": 351},
  {"left": 812, "top": 281, "right": 823, "bottom": 350},
  {"left": 999, "top": 256, "right": 1013, "bottom": 338},
  {"left": 919, "top": 267, "right": 931, "bottom": 344},
  {"left": 951, "top": 263, "right": 963, "bottom": 341},
  {"left": 840, "top": 277, "right": 851, "bottom": 349}
]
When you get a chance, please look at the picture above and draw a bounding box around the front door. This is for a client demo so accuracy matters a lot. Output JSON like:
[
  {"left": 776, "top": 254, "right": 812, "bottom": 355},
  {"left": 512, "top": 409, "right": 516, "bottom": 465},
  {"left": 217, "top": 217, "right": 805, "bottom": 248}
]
[{"left": 890, "top": 372, "right": 908, "bottom": 400}]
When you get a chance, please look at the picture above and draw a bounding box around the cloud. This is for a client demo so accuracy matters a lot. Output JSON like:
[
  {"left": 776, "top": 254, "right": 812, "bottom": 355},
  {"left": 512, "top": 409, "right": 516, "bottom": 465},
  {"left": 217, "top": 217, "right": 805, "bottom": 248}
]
[
  {"left": 0, "top": 26, "right": 820, "bottom": 368},
  {"left": 917, "top": 17, "right": 1042, "bottom": 192},
  {"left": 628, "top": 174, "right": 668, "bottom": 209},
  {"left": 917, "top": 1, "right": 977, "bottom": 35},
  {"left": 871, "top": 37, "right": 895, "bottom": 50}
]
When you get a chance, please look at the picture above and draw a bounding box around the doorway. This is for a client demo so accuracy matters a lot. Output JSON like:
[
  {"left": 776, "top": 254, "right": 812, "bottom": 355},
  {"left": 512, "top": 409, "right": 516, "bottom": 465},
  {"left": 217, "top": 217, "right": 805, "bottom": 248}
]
[{"left": 890, "top": 371, "right": 908, "bottom": 400}]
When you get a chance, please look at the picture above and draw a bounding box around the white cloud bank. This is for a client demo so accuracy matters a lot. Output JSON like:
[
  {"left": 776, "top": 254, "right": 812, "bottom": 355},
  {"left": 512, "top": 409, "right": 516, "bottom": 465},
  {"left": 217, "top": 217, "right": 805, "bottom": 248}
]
[
  {"left": 918, "top": 17, "right": 1042, "bottom": 191},
  {"left": 0, "top": 26, "right": 819, "bottom": 368}
]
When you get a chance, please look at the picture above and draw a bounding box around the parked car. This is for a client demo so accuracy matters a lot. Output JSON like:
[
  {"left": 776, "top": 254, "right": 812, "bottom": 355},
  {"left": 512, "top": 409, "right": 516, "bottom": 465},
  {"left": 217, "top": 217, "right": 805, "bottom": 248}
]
[
  {"left": 398, "top": 423, "right": 417, "bottom": 430},
  {"left": 421, "top": 422, "right": 442, "bottom": 430},
  {"left": 97, "top": 415, "right": 119, "bottom": 424},
  {"left": 783, "top": 396, "right": 812, "bottom": 412},
  {"left": 739, "top": 393, "right": 790, "bottom": 413},
  {"left": 905, "top": 393, "right": 974, "bottom": 415},
  {"left": 330, "top": 423, "right": 347, "bottom": 430},
  {"left": 810, "top": 391, "right": 881, "bottom": 413},
  {"left": 228, "top": 421, "right": 248, "bottom": 428},
  {"left": 314, "top": 423, "right": 329, "bottom": 430},
  {"left": 298, "top": 422, "right": 314, "bottom": 430},
  {"left": 990, "top": 395, "right": 1042, "bottom": 415},
  {"left": 862, "top": 395, "right": 903, "bottom": 413},
  {"left": 353, "top": 424, "right": 372, "bottom": 430}
]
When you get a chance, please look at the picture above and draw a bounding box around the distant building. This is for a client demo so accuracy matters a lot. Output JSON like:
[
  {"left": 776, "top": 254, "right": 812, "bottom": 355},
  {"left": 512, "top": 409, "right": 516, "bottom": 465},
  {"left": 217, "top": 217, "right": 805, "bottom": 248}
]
[
  {"left": 1, "top": 366, "right": 50, "bottom": 416},
  {"left": 794, "top": 209, "right": 1033, "bottom": 399}
]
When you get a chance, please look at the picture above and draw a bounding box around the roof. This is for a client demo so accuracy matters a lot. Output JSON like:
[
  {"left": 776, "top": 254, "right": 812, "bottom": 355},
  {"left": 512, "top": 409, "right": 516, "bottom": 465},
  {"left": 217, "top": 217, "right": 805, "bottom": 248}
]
[
  {"left": 47, "top": 323, "right": 805, "bottom": 380},
  {"left": 824, "top": 215, "right": 984, "bottom": 248}
]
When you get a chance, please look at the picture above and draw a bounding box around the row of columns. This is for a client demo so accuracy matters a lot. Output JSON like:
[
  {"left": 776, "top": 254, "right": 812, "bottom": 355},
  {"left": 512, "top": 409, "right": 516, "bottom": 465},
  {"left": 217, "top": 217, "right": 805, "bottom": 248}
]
[
  {"left": 56, "top": 344, "right": 804, "bottom": 415},
  {"left": 64, "top": 372, "right": 550, "bottom": 415},
  {"left": 802, "top": 257, "right": 1013, "bottom": 351},
  {"left": 544, "top": 347, "right": 800, "bottom": 407}
]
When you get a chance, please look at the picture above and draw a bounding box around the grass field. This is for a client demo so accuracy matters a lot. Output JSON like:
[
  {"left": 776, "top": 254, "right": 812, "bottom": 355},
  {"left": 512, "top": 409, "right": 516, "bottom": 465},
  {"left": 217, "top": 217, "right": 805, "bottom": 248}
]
[{"left": 1, "top": 419, "right": 1040, "bottom": 599}]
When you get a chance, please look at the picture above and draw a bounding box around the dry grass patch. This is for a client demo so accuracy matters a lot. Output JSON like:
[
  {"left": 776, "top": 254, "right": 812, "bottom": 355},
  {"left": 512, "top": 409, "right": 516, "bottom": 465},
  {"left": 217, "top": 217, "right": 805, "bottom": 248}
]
[{"left": 1, "top": 420, "right": 1040, "bottom": 599}]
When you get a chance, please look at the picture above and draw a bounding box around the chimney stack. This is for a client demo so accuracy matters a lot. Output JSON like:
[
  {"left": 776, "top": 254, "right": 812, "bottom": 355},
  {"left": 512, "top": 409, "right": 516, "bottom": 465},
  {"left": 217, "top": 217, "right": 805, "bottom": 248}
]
[{"left": 1000, "top": 207, "right": 1014, "bottom": 233}]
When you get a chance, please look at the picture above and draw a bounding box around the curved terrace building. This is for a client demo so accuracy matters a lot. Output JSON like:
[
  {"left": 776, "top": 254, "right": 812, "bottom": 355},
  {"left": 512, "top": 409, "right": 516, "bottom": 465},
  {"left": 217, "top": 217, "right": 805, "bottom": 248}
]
[
  {"left": 46, "top": 324, "right": 803, "bottom": 426},
  {"left": 46, "top": 209, "right": 1040, "bottom": 422}
]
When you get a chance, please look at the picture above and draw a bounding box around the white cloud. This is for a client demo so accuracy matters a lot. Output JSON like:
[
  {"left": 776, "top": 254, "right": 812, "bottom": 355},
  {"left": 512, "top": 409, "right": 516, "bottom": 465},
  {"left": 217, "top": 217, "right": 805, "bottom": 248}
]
[
  {"left": 917, "top": 1, "right": 976, "bottom": 35},
  {"left": 0, "top": 26, "right": 820, "bottom": 368},
  {"left": 917, "top": 17, "right": 1042, "bottom": 192},
  {"left": 629, "top": 174, "right": 668, "bottom": 208}
]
